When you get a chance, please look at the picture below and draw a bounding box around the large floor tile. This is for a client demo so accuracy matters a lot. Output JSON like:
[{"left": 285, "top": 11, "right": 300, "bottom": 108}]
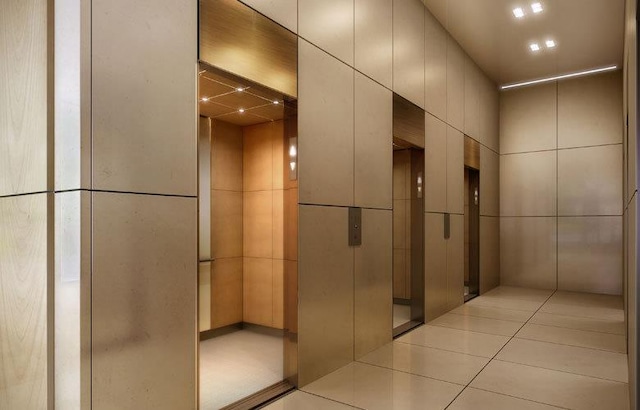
[
  {"left": 262, "top": 391, "right": 357, "bottom": 410},
  {"left": 541, "top": 291, "right": 624, "bottom": 321},
  {"left": 450, "top": 304, "right": 534, "bottom": 323},
  {"left": 397, "top": 325, "right": 510, "bottom": 358},
  {"left": 483, "top": 286, "right": 554, "bottom": 303},
  {"left": 358, "top": 342, "right": 488, "bottom": 385},
  {"left": 302, "top": 362, "right": 462, "bottom": 410},
  {"left": 466, "top": 295, "right": 543, "bottom": 312},
  {"left": 516, "top": 323, "right": 626, "bottom": 353},
  {"left": 471, "top": 360, "right": 630, "bottom": 410},
  {"left": 429, "top": 313, "right": 523, "bottom": 336},
  {"left": 496, "top": 338, "right": 628, "bottom": 383},
  {"left": 447, "top": 387, "right": 562, "bottom": 410},
  {"left": 529, "top": 312, "right": 625, "bottom": 335}
]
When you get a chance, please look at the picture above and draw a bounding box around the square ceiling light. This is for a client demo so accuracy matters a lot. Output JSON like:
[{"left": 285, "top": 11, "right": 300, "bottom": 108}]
[
  {"left": 513, "top": 7, "right": 525, "bottom": 18},
  {"left": 529, "top": 43, "right": 540, "bottom": 52},
  {"left": 531, "top": 2, "right": 543, "bottom": 13},
  {"left": 545, "top": 39, "right": 556, "bottom": 48}
]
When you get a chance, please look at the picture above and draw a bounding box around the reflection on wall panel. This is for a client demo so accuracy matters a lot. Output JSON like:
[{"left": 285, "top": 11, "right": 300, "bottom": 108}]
[
  {"left": 0, "top": 194, "right": 48, "bottom": 409},
  {"left": 479, "top": 216, "right": 500, "bottom": 293},
  {"left": 92, "top": 193, "right": 197, "bottom": 409},
  {"left": 199, "top": 117, "right": 212, "bottom": 261},
  {"left": 199, "top": 262, "right": 212, "bottom": 332},
  {"left": 0, "top": 0, "right": 48, "bottom": 196},
  {"left": 447, "top": 214, "right": 464, "bottom": 310},
  {"left": 425, "top": 212, "right": 447, "bottom": 321},
  {"left": 393, "top": 94, "right": 425, "bottom": 148},
  {"left": 200, "top": 0, "right": 298, "bottom": 98}
]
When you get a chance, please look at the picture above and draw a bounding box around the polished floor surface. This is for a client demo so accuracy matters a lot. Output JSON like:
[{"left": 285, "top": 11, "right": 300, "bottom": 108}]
[
  {"left": 264, "top": 286, "right": 629, "bottom": 409},
  {"left": 200, "top": 328, "right": 283, "bottom": 409}
]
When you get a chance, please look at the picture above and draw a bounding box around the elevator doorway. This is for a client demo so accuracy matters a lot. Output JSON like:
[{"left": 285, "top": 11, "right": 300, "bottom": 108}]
[{"left": 464, "top": 167, "right": 480, "bottom": 301}]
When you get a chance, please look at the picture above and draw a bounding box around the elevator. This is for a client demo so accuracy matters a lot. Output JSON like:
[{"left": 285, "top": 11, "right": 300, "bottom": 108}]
[{"left": 464, "top": 136, "right": 480, "bottom": 301}]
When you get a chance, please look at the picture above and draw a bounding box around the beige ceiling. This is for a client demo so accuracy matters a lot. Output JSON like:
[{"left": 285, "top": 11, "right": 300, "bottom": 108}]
[{"left": 423, "top": 0, "right": 625, "bottom": 85}]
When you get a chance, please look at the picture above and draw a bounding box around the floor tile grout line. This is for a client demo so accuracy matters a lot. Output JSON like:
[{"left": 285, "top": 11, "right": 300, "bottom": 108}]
[
  {"left": 446, "top": 311, "right": 532, "bottom": 323},
  {"left": 512, "top": 334, "right": 626, "bottom": 354},
  {"left": 444, "top": 289, "right": 558, "bottom": 409},
  {"left": 392, "top": 339, "right": 499, "bottom": 359},
  {"left": 297, "top": 390, "right": 366, "bottom": 410},
  {"left": 412, "top": 323, "right": 524, "bottom": 338},
  {"left": 534, "top": 309, "right": 625, "bottom": 322},
  {"left": 523, "top": 319, "right": 625, "bottom": 336},
  {"left": 466, "top": 386, "right": 571, "bottom": 410},
  {"left": 491, "top": 357, "right": 629, "bottom": 384},
  {"left": 352, "top": 360, "right": 466, "bottom": 387},
  {"left": 428, "top": 323, "right": 519, "bottom": 338}
]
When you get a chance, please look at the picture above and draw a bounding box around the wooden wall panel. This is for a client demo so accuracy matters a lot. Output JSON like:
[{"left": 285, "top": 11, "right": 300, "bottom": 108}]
[
  {"left": 464, "top": 136, "right": 480, "bottom": 170},
  {"left": 393, "top": 94, "right": 425, "bottom": 148}
]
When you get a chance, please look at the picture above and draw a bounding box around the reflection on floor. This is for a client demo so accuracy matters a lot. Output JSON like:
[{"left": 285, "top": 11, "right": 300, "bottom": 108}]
[
  {"left": 265, "top": 286, "right": 630, "bottom": 409},
  {"left": 200, "top": 328, "right": 283, "bottom": 410},
  {"left": 392, "top": 304, "right": 411, "bottom": 328}
]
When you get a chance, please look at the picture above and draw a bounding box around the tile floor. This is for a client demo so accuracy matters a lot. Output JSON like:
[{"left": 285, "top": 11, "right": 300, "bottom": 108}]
[
  {"left": 200, "top": 328, "right": 283, "bottom": 409},
  {"left": 263, "top": 286, "right": 629, "bottom": 410}
]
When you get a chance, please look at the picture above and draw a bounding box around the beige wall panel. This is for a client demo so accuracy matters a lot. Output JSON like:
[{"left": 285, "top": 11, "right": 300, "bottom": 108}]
[
  {"left": 464, "top": 58, "right": 481, "bottom": 140},
  {"left": 446, "top": 37, "right": 465, "bottom": 131},
  {"left": 480, "top": 216, "right": 500, "bottom": 294},
  {"left": 447, "top": 214, "right": 464, "bottom": 310},
  {"left": 211, "top": 120, "right": 243, "bottom": 191},
  {"left": 500, "top": 217, "right": 557, "bottom": 289},
  {"left": 299, "top": 40, "right": 354, "bottom": 207},
  {"left": 244, "top": 191, "right": 274, "bottom": 258},
  {"left": 447, "top": 126, "right": 464, "bottom": 214},
  {"left": 480, "top": 145, "right": 499, "bottom": 217},
  {"left": 480, "top": 77, "right": 500, "bottom": 152},
  {"left": 243, "top": 257, "right": 274, "bottom": 326},
  {"left": 92, "top": 193, "right": 196, "bottom": 410},
  {"left": 355, "top": 209, "right": 393, "bottom": 359},
  {"left": 425, "top": 114, "right": 447, "bottom": 213},
  {"left": 239, "top": 0, "right": 298, "bottom": 33},
  {"left": 425, "top": 212, "right": 448, "bottom": 321},
  {"left": 0, "top": 0, "right": 48, "bottom": 196},
  {"left": 500, "top": 151, "right": 557, "bottom": 216},
  {"left": 200, "top": 0, "right": 297, "bottom": 98},
  {"left": 355, "top": 73, "right": 393, "bottom": 209},
  {"left": 244, "top": 122, "right": 276, "bottom": 191},
  {"left": 92, "top": 0, "right": 197, "bottom": 196},
  {"left": 393, "top": 0, "right": 425, "bottom": 109},
  {"left": 627, "top": 195, "right": 637, "bottom": 409},
  {"left": 558, "top": 216, "right": 623, "bottom": 295},
  {"left": 558, "top": 71, "right": 623, "bottom": 149},
  {"left": 424, "top": 9, "right": 447, "bottom": 121},
  {"left": 354, "top": 0, "right": 393, "bottom": 88},
  {"left": 211, "top": 258, "right": 243, "bottom": 328},
  {"left": 273, "top": 260, "right": 284, "bottom": 329},
  {"left": 558, "top": 145, "right": 623, "bottom": 216},
  {"left": 199, "top": 262, "right": 212, "bottom": 332},
  {"left": 500, "top": 83, "right": 557, "bottom": 154},
  {"left": 299, "top": 0, "right": 354, "bottom": 66},
  {"left": 298, "top": 205, "right": 353, "bottom": 386},
  {"left": 0, "top": 194, "right": 47, "bottom": 409},
  {"left": 211, "top": 190, "right": 243, "bottom": 259}
]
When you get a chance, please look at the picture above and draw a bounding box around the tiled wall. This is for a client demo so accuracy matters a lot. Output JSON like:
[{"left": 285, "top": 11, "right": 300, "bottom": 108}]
[
  {"left": 243, "top": 0, "right": 500, "bottom": 386},
  {"left": 499, "top": 71, "right": 624, "bottom": 295}
]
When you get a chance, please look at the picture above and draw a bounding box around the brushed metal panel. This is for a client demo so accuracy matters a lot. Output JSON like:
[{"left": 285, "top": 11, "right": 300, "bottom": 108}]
[
  {"left": 92, "top": 0, "right": 197, "bottom": 196},
  {"left": 558, "top": 216, "right": 623, "bottom": 295},
  {"left": 424, "top": 8, "right": 447, "bottom": 121},
  {"left": 446, "top": 36, "right": 465, "bottom": 131},
  {"left": 355, "top": 209, "right": 393, "bottom": 359},
  {"left": 299, "top": 0, "right": 354, "bottom": 66},
  {"left": 200, "top": 0, "right": 297, "bottom": 98},
  {"left": 500, "top": 217, "right": 557, "bottom": 290},
  {"left": 479, "top": 145, "right": 499, "bottom": 217},
  {"left": 464, "top": 136, "right": 480, "bottom": 170},
  {"left": 199, "top": 262, "right": 212, "bottom": 332},
  {"left": 500, "top": 82, "right": 557, "bottom": 154},
  {"left": 500, "top": 151, "right": 557, "bottom": 217},
  {"left": 558, "top": 145, "right": 623, "bottom": 216},
  {"left": 0, "top": 194, "right": 48, "bottom": 409},
  {"left": 355, "top": 73, "right": 393, "bottom": 209},
  {"left": 298, "top": 205, "right": 353, "bottom": 386},
  {"left": 425, "top": 114, "right": 447, "bottom": 213},
  {"left": 394, "top": 94, "right": 426, "bottom": 148},
  {"left": 558, "top": 70, "right": 623, "bottom": 149},
  {"left": 447, "top": 214, "right": 464, "bottom": 310},
  {"left": 199, "top": 117, "right": 211, "bottom": 261},
  {"left": 627, "top": 195, "right": 637, "bottom": 409},
  {"left": 298, "top": 39, "right": 354, "bottom": 207},
  {"left": 479, "top": 216, "right": 500, "bottom": 294},
  {"left": 0, "top": 0, "right": 48, "bottom": 196},
  {"left": 92, "top": 193, "right": 197, "bottom": 409},
  {"left": 425, "top": 212, "right": 448, "bottom": 321},
  {"left": 464, "top": 57, "right": 481, "bottom": 140},
  {"left": 393, "top": 0, "right": 425, "bottom": 109},
  {"left": 447, "top": 126, "right": 464, "bottom": 215},
  {"left": 355, "top": 0, "right": 393, "bottom": 88},
  {"left": 239, "top": 0, "right": 298, "bottom": 33}
]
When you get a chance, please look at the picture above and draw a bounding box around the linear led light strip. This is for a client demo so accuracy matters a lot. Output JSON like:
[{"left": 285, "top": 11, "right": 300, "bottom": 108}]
[{"left": 500, "top": 65, "right": 618, "bottom": 90}]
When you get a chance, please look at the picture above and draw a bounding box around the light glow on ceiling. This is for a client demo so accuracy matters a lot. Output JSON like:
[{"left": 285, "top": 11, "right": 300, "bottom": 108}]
[
  {"left": 200, "top": 97, "right": 210, "bottom": 102},
  {"left": 531, "top": 2, "right": 543, "bottom": 13},
  {"left": 238, "top": 108, "right": 245, "bottom": 113},
  {"left": 236, "top": 87, "right": 245, "bottom": 92},
  {"left": 500, "top": 65, "right": 618, "bottom": 90},
  {"left": 545, "top": 39, "right": 556, "bottom": 48},
  {"left": 529, "top": 43, "right": 540, "bottom": 52},
  {"left": 513, "top": 7, "right": 525, "bottom": 18}
]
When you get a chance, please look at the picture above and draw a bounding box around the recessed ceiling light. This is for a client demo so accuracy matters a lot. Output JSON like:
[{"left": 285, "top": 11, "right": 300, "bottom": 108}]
[
  {"left": 238, "top": 108, "right": 245, "bottom": 113},
  {"left": 531, "top": 2, "right": 543, "bottom": 13},
  {"left": 273, "top": 100, "right": 280, "bottom": 105},
  {"left": 529, "top": 43, "right": 540, "bottom": 52},
  {"left": 500, "top": 65, "right": 618, "bottom": 90},
  {"left": 236, "top": 87, "right": 245, "bottom": 92},
  {"left": 200, "top": 97, "right": 209, "bottom": 102},
  {"left": 513, "top": 7, "right": 525, "bottom": 18},
  {"left": 545, "top": 39, "right": 556, "bottom": 48}
]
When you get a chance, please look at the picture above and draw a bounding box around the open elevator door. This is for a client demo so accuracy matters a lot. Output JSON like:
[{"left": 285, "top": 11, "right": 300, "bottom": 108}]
[{"left": 464, "top": 136, "right": 480, "bottom": 302}]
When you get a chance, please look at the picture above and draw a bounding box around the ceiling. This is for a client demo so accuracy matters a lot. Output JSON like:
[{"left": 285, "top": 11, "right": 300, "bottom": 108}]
[
  {"left": 423, "top": 0, "right": 625, "bottom": 85},
  {"left": 199, "top": 68, "right": 288, "bottom": 127}
]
